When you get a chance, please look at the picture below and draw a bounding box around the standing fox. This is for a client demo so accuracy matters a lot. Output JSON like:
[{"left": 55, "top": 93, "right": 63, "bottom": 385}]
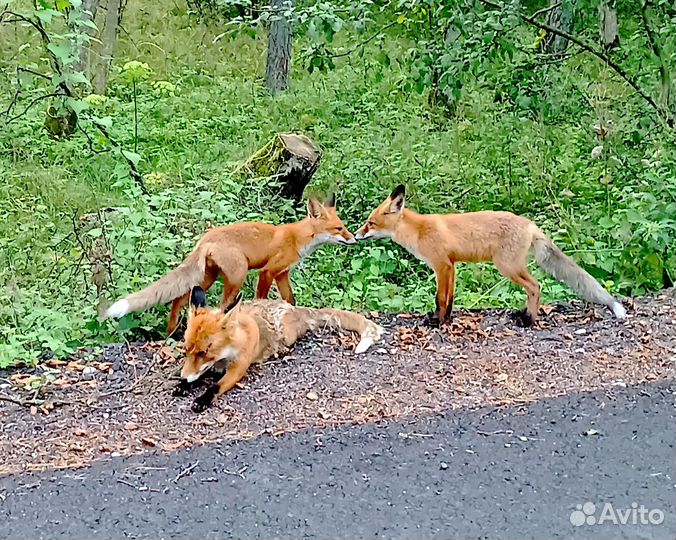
[
  {"left": 176, "top": 287, "right": 383, "bottom": 411},
  {"left": 355, "top": 185, "right": 626, "bottom": 325},
  {"left": 105, "top": 194, "right": 355, "bottom": 335}
]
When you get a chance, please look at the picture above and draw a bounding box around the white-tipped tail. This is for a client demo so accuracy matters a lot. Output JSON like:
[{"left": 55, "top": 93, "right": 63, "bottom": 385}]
[
  {"left": 355, "top": 337, "right": 375, "bottom": 354},
  {"left": 610, "top": 301, "right": 627, "bottom": 320},
  {"left": 303, "top": 308, "right": 383, "bottom": 354},
  {"left": 531, "top": 227, "right": 627, "bottom": 321},
  {"left": 106, "top": 299, "right": 130, "bottom": 319}
]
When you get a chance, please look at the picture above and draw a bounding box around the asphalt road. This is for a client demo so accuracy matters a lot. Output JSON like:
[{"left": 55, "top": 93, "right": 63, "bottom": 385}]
[{"left": 1, "top": 381, "right": 674, "bottom": 540}]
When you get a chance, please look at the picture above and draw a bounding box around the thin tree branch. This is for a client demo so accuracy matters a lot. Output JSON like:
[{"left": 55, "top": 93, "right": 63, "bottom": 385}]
[
  {"left": 329, "top": 20, "right": 398, "bottom": 58},
  {"left": 477, "top": 0, "right": 665, "bottom": 121},
  {"left": 531, "top": 2, "right": 561, "bottom": 19},
  {"left": 18, "top": 66, "right": 51, "bottom": 80},
  {"left": 3, "top": 92, "right": 67, "bottom": 124}
]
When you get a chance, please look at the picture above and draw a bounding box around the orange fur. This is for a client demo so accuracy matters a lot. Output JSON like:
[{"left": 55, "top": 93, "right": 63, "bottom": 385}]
[
  {"left": 105, "top": 195, "right": 355, "bottom": 335},
  {"left": 355, "top": 185, "right": 625, "bottom": 324},
  {"left": 179, "top": 296, "right": 382, "bottom": 411}
]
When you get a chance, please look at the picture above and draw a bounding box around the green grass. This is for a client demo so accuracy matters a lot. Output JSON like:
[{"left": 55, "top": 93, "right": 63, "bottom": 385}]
[{"left": 0, "top": 1, "right": 673, "bottom": 366}]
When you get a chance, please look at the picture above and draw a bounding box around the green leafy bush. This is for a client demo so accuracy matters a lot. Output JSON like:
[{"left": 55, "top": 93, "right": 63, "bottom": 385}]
[{"left": 0, "top": 0, "right": 673, "bottom": 367}]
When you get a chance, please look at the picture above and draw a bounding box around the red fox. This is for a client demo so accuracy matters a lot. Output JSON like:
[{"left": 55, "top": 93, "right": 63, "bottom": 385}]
[
  {"left": 175, "top": 286, "right": 384, "bottom": 412},
  {"left": 104, "top": 195, "right": 355, "bottom": 335},
  {"left": 355, "top": 185, "right": 626, "bottom": 325}
]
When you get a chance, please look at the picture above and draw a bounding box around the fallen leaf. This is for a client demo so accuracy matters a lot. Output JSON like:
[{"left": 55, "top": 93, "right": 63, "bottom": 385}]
[
  {"left": 306, "top": 391, "right": 318, "bottom": 401},
  {"left": 124, "top": 422, "right": 139, "bottom": 431},
  {"left": 45, "top": 359, "right": 68, "bottom": 368},
  {"left": 141, "top": 437, "right": 157, "bottom": 447},
  {"left": 67, "top": 361, "right": 86, "bottom": 372},
  {"left": 30, "top": 406, "right": 37, "bottom": 416},
  {"left": 583, "top": 429, "right": 599, "bottom": 436}
]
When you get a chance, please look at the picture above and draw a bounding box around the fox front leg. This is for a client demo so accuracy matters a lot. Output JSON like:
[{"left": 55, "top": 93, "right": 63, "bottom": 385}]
[
  {"left": 172, "top": 368, "right": 222, "bottom": 397},
  {"left": 192, "top": 358, "right": 252, "bottom": 413}
]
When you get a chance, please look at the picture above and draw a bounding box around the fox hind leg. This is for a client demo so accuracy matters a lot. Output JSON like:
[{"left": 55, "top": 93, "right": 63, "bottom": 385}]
[
  {"left": 493, "top": 255, "right": 541, "bottom": 326},
  {"left": 208, "top": 251, "right": 248, "bottom": 310},
  {"left": 167, "top": 264, "right": 219, "bottom": 336}
]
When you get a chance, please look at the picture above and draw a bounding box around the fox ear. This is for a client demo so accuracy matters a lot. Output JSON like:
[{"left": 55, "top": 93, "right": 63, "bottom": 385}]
[
  {"left": 323, "top": 193, "right": 336, "bottom": 208},
  {"left": 307, "top": 197, "right": 326, "bottom": 219},
  {"left": 221, "top": 293, "right": 243, "bottom": 325},
  {"left": 388, "top": 184, "right": 406, "bottom": 213}
]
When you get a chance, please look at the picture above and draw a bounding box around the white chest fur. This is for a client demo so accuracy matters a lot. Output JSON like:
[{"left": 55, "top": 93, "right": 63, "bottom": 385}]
[{"left": 298, "top": 233, "right": 332, "bottom": 262}]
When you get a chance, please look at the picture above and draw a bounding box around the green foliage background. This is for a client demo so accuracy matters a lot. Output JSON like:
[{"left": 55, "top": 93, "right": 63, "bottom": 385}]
[{"left": 0, "top": 0, "right": 674, "bottom": 366}]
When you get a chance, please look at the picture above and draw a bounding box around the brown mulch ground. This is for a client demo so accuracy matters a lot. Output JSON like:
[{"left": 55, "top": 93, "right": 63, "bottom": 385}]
[{"left": 1, "top": 291, "right": 674, "bottom": 476}]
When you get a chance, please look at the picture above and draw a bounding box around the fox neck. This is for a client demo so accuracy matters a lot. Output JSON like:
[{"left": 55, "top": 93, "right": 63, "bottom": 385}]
[
  {"left": 391, "top": 209, "right": 421, "bottom": 243},
  {"left": 391, "top": 210, "right": 430, "bottom": 266},
  {"left": 286, "top": 218, "right": 333, "bottom": 259}
]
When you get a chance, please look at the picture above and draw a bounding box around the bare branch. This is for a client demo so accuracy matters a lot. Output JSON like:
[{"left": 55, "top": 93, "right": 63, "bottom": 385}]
[
  {"left": 477, "top": 0, "right": 666, "bottom": 122},
  {"left": 531, "top": 2, "right": 562, "bottom": 19},
  {"left": 3, "top": 92, "right": 67, "bottom": 124}
]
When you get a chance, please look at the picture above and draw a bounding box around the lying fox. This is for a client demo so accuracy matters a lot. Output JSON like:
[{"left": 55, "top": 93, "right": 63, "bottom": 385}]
[
  {"left": 355, "top": 185, "right": 626, "bottom": 325},
  {"left": 175, "top": 286, "right": 383, "bottom": 412},
  {"left": 104, "top": 194, "right": 354, "bottom": 335}
]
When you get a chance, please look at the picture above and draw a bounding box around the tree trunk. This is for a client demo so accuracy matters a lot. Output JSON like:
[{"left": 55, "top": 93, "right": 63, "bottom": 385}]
[
  {"left": 543, "top": 0, "right": 576, "bottom": 54},
  {"left": 598, "top": 0, "right": 619, "bottom": 50},
  {"left": 93, "top": 0, "right": 121, "bottom": 95},
  {"left": 639, "top": 0, "right": 671, "bottom": 110},
  {"left": 239, "top": 133, "right": 321, "bottom": 202},
  {"left": 72, "top": 0, "right": 100, "bottom": 82},
  {"left": 265, "top": 0, "right": 292, "bottom": 95}
]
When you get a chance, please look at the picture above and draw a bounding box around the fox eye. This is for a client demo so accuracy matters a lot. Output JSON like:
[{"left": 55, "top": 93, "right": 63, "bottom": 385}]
[
  {"left": 367, "top": 221, "right": 375, "bottom": 227},
  {"left": 196, "top": 351, "right": 206, "bottom": 358},
  {"left": 335, "top": 226, "right": 344, "bottom": 231}
]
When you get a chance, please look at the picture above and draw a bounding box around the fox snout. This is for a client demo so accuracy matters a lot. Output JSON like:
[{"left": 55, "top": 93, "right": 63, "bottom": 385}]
[
  {"left": 338, "top": 230, "right": 357, "bottom": 245},
  {"left": 354, "top": 225, "right": 369, "bottom": 240},
  {"left": 181, "top": 358, "right": 216, "bottom": 383}
]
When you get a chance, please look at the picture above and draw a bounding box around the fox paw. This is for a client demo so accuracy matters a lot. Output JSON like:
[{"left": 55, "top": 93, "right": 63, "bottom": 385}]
[
  {"left": 192, "top": 385, "right": 218, "bottom": 413},
  {"left": 423, "top": 312, "right": 441, "bottom": 328},
  {"left": 512, "top": 309, "right": 534, "bottom": 328},
  {"left": 172, "top": 381, "right": 193, "bottom": 397}
]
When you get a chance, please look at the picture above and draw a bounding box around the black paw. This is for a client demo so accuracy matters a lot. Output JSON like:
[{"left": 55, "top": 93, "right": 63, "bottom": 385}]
[
  {"left": 512, "top": 309, "right": 534, "bottom": 328},
  {"left": 423, "top": 312, "right": 441, "bottom": 328},
  {"left": 191, "top": 385, "right": 218, "bottom": 413},
  {"left": 172, "top": 380, "right": 194, "bottom": 397}
]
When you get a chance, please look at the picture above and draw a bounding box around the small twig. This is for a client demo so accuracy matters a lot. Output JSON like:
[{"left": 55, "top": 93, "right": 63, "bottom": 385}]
[
  {"left": 0, "top": 393, "right": 76, "bottom": 408},
  {"left": 476, "top": 429, "right": 514, "bottom": 436},
  {"left": 222, "top": 466, "right": 248, "bottom": 479},
  {"left": 116, "top": 479, "right": 137, "bottom": 488},
  {"left": 0, "top": 394, "right": 31, "bottom": 406},
  {"left": 174, "top": 460, "right": 200, "bottom": 483}
]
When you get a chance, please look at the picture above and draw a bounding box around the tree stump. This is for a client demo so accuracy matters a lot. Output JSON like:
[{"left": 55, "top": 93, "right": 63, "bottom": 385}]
[{"left": 239, "top": 133, "right": 321, "bottom": 202}]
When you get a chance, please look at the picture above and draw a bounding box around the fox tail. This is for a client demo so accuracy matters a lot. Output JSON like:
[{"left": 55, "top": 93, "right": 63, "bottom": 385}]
[
  {"left": 530, "top": 225, "right": 626, "bottom": 320},
  {"left": 300, "top": 307, "right": 384, "bottom": 354},
  {"left": 105, "top": 248, "right": 206, "bottom": 319}
]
